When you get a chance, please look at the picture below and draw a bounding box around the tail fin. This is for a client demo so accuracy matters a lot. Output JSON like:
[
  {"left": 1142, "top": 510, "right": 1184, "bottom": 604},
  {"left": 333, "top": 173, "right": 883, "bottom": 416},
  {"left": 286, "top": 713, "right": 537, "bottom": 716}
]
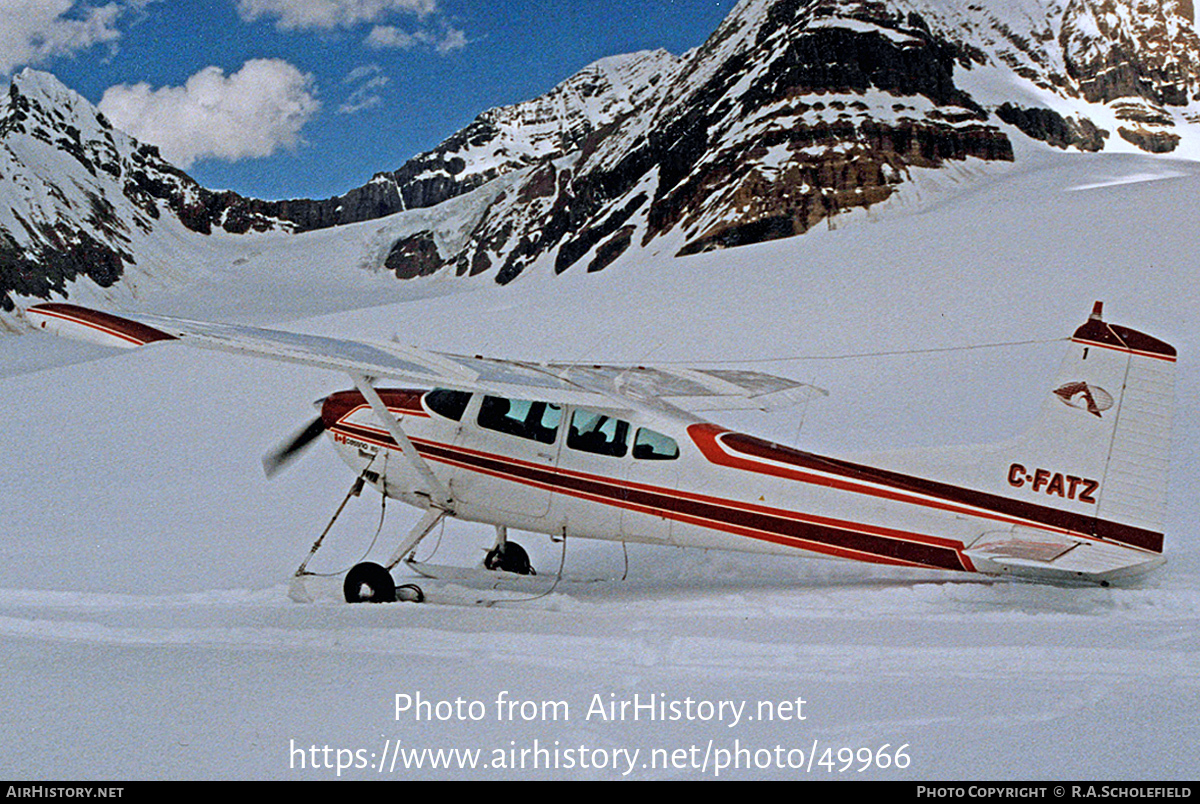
[
  {"left": 850, "top": 302, "right": 1173, "bottom": 582},
  {"left": 1011, "top": 302, "right": 1175, "bottom": 543}
]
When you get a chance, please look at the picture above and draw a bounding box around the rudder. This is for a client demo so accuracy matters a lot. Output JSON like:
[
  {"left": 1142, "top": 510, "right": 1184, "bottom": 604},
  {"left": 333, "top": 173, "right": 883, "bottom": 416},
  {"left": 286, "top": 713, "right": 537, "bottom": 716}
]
[{"left": 1011, "top": 302, "right": 1175, "bottom": 547}]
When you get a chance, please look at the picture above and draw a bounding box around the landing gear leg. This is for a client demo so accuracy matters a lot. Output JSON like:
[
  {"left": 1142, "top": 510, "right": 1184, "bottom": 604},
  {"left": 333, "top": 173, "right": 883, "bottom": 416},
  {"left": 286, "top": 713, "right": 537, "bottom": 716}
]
[{"left": 484, "top": 525, "right": 536, "bottom": 575}]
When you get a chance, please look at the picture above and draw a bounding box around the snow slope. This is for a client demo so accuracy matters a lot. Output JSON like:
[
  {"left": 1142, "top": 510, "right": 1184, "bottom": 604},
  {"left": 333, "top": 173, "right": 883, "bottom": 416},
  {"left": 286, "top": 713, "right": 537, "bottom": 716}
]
[{"left": 1, "top": 149, "right": 1197, "bottom": 780}]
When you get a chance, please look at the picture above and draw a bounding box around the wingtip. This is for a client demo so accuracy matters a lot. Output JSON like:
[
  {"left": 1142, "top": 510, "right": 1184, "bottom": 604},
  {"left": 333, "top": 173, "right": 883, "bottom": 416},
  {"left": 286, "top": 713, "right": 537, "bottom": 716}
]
[{"left": 26, "top": 302, "right": 176, "bottom": 348}]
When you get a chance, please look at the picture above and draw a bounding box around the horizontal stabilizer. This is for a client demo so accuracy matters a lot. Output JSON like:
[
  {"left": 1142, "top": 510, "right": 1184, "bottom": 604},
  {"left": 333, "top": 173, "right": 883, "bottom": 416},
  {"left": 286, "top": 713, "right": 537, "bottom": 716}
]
[{"left": 964, "top": 527, "right": 1165, "bottom": 584}]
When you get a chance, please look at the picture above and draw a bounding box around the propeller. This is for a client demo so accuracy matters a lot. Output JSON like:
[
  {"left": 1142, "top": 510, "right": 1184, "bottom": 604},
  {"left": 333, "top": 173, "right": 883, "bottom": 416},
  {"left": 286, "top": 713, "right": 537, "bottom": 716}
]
[{"left": 262, "top": 415, "right": 327, "bottom": 478}]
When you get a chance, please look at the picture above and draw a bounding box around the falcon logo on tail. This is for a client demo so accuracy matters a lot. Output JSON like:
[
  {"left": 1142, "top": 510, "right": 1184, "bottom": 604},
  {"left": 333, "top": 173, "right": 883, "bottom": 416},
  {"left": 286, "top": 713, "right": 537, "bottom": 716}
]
[{"left": 1053, "top": 381, "right": 1114, "bottom": 417}]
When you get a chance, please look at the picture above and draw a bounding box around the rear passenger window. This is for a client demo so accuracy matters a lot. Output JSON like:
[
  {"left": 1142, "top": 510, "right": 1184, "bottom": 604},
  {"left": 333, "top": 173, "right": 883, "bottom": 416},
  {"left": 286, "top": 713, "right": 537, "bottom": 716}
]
[
  {"left": 424, "top": 388, "right": 471, "bottom": 421},
  {"left": 568, "top": 410, "right": 628, "bottom": 457},
  {"left": 633, "top": 428, "right": 679, "bottom": 460},
  {"left": 477, "top": 396, "right": 561, "bottom": 444}
]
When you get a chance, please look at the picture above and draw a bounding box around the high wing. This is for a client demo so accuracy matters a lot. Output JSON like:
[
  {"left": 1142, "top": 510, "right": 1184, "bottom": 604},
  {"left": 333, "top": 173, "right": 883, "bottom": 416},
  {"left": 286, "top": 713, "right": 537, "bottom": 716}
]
[{"left": 24, "top": 302, "right": 825, "bottom": 422}]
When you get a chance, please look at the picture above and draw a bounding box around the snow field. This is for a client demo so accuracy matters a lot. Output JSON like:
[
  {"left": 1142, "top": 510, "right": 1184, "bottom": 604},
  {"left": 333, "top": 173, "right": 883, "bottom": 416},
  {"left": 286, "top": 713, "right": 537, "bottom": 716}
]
[{"left": 1, "top": 150, "right": 1197, "bottom": 779}]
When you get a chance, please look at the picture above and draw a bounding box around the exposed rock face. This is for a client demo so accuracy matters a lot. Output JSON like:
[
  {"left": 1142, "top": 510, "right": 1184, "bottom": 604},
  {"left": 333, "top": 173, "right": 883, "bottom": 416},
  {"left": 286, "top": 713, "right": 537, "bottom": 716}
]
[
  {"left": 1117, "top": 125, "right": 1183, "bottom": 151},
  {"left": 1060, "top": 0, "right": 1200, "bottom": 106},
  {"left": 382, "top": 0, "right": 1021, "bottom": 281},
  {"left": 0, "top": 222, "right": 124, "bottom": 313},
  {"left": 995, "top": 103, "right": 1108, "bottom": 150},
  {"left": 1105, "top": 96, "right": 1185, "bottom": 152},
  {"left": 384, "top": 231, "right": 443, "bottom": 279},
  {"left": 636, "top": 3, "right": 1014, "bottom": 256}
]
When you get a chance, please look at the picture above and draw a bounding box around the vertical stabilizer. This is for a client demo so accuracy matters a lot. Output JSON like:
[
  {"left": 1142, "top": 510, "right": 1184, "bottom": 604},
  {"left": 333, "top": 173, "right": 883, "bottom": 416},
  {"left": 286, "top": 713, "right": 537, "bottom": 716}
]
[{"left": 1014, "top": 302, "right": 1175, "bottom": 543}]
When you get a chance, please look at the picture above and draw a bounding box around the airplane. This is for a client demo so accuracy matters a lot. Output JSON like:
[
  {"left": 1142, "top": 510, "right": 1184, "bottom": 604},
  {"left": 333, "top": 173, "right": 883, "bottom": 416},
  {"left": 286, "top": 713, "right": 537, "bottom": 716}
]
[{"left": 22, "top": 300, "right": 1175, "bottom": 600}]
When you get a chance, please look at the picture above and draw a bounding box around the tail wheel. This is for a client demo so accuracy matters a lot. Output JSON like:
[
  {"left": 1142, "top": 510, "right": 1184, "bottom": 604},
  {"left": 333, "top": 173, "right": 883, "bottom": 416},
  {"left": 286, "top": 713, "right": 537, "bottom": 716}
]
[
  {"left": 484, "top": 541, "right": 536, "bottom": 576},
  {"left": 344, "top": 562, "right": 396, "bottom": 603}
]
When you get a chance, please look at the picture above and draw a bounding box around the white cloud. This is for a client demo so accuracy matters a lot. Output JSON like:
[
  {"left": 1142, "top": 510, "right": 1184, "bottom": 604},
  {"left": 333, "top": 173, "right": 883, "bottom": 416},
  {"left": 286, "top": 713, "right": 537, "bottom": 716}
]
[
  {"left": 364, "top": 25, "right": 419, "bottom": 49},
  {"left": 338, "top": 64, "right": 389, "bottom": 114},
  {"left": 98, "top": 59, "right": 321, "bottom": 168},
  {"left": 432, "top": 24, "right": 465, "bottom": 54},
  {"left": 0, "top": 0, "right": 126, "bottom": 75},
  {"left": 235, "top": 0, "right": 437, "bottom": 31},
  {"left": 366, "top": 22, "right": 465, "bottom": 54},
  {"left": 236, "top": 0, "right": 465, "bottom": 55},
  {"left": 343, "top": 64, "right": 383, "bottom": 84}
]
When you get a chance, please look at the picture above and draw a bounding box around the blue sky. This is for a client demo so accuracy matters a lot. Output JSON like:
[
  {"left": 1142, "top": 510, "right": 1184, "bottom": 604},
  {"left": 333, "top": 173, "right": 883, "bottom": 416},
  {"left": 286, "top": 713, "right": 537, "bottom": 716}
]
[{"left": 5, "top": 1, "right": 734, "bottom": 200}]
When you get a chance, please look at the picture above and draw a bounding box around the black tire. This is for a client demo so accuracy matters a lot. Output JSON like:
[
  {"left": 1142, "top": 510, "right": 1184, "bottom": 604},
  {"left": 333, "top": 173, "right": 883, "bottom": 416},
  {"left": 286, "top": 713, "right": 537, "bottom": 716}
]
[
  {"left": 344, "top": 562, "right": 396, "bottom": 603},
  {"left": 484, "top": 541, "right": 536, "bottom": 576}
]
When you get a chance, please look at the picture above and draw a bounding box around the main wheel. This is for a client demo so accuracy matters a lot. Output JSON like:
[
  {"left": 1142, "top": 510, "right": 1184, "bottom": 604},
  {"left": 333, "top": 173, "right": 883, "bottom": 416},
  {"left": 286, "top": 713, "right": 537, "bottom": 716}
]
[
  {"left": 484, "top": 541, "right": 536, "bottom": 576},
  {"left": 344, "top": 562, "right": 396, "bottom": 603}
]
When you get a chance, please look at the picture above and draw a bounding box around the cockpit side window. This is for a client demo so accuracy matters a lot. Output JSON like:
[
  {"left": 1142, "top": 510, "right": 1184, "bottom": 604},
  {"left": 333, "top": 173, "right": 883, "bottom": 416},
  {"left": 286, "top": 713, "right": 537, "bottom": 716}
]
[
  {"left": 567, "top": 410, "right": 629, "bottom": 458},
  {"left": 424, "top": 388, "right": 472, "bottom": 421},
  {"left": 477, "top": 396, "right": 561, "bottom": 444},
  {"left": 633, "top": 427, "right": 679, "bottom": 460}
]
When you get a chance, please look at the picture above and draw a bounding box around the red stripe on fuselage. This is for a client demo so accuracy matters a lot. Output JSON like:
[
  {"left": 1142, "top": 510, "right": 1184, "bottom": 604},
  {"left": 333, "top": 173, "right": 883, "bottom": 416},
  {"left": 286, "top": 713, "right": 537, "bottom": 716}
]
[
  {"left": 688, "top": 423, "right": 1162, "bottom": 554},
  {"left": 321, "top": 389, "right": 429, "bottom": 430},
  {"left": 327, "top": 421, "right": 971, "bottom": 572}
]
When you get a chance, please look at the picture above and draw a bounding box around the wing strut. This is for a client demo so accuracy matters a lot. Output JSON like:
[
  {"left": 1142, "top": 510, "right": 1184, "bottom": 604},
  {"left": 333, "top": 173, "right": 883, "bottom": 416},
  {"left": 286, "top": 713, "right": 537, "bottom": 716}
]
[{"left": 349, "top": 373, "right": 454, "bottom": 511}]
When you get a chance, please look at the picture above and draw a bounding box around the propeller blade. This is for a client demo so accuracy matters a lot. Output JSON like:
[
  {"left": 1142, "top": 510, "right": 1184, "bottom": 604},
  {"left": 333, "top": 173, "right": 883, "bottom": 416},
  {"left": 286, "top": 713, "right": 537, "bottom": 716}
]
[{"left": 262, "top": 416, "right": 326, "bottom": 478}]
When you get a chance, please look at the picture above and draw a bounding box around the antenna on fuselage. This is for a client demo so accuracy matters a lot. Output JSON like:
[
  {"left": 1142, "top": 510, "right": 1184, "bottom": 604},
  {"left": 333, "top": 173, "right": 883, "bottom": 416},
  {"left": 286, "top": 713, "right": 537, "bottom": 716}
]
[{"left": 791, "top": 372, "right": 818, "bottom": 445}]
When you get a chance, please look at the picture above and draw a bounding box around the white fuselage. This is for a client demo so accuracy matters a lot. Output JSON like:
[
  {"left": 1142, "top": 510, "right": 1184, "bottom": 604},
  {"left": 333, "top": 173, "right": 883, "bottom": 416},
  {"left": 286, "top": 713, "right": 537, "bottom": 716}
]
[{"left": 321, "top": 387, "right": 1161, "bottom": 579}]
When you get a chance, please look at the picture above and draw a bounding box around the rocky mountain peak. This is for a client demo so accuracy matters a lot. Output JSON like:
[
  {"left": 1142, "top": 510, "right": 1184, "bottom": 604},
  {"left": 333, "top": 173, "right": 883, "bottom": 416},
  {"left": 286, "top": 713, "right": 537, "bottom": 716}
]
[
  {"left": 8, "top": 68, "right": 100, "bottom": 126},
  {"left": 5, "top": 0, "right": 1200, "bottom": 316},
  {"left": 430, "top": 0, "right": 1017, "bottom": 281},
  {"left": 479, "top": 50, "right": 680, "bottom": 143}
]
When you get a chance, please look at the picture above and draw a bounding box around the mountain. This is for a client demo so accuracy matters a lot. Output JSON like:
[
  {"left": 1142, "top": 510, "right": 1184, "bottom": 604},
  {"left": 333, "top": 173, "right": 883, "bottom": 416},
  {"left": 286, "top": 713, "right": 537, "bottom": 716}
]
[
  {"left": 0, "top": 52, "right": 682, "bottom": 315},
  {"left": 254, "top": 49, "right": 684, "bottom": 231},
  {"left": 2, "top": 0, "right": 1199, "bottom": 313},
  {"left": 278, "top": 0, "right": 1200, "bottom": 282},
  {"left": 0, "top": 69, "right": 291, "bottom": 317},
  {"left": 379, "top": 0, "right": 1200, "bottom": 282}
]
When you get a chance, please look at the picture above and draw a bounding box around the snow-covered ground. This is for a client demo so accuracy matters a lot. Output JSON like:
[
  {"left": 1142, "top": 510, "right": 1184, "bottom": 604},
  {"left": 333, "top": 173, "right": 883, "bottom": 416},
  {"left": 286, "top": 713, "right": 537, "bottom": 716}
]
[{"left": 1, "top": 149, "right": 1197, "bottom": 779}]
